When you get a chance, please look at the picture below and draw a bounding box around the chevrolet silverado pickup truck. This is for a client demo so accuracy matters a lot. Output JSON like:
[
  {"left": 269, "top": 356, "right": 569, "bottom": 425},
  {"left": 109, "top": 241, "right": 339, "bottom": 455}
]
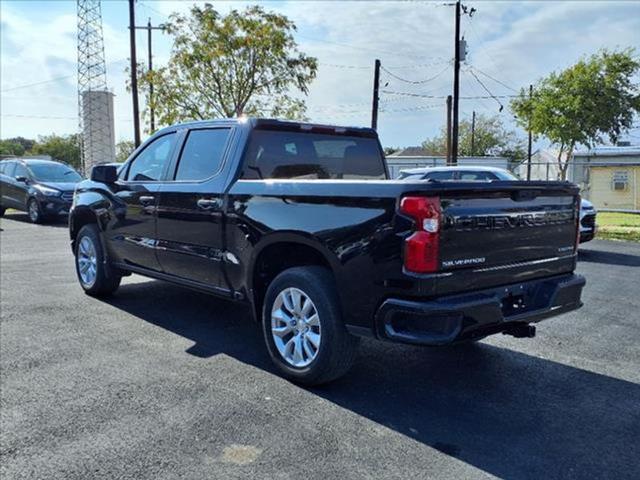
[{"left": 69, "top": 118, "right": 585, "bottom": 385}]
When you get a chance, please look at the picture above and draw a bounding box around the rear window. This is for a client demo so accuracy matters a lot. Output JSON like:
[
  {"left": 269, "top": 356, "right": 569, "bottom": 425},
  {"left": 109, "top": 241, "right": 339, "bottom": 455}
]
[{"left": 241, "top": 130, "right": 386, "bottom": 180}]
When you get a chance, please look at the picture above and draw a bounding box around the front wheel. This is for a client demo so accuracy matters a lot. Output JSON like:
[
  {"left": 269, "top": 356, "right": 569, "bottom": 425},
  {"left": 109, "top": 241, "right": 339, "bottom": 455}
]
[
  {"left": 262, "top": 266, "right": 359, "bottom": 385},
  {"left": 75, "top": 224, "right": 121, "bottom": 297},
  {"left": 27, "top": 198, "right": 43, "bottom": 223}
]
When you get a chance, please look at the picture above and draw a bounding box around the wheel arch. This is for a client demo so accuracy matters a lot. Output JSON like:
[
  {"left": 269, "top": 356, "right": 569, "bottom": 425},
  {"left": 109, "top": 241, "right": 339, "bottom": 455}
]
[{"left": 248, "top": 234, "right": 341, "bottom": 323}]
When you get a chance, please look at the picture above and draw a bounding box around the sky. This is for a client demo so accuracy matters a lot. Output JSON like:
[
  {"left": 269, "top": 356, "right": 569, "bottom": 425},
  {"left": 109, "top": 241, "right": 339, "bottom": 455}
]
[{"left": 1, "top": 0, "right": 639, "bottom": 149}]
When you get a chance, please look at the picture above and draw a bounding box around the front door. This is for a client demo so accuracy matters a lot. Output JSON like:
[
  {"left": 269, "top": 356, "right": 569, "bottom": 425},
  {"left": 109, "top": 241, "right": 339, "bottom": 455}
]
[
  {"left": 155, "top": 127, "right": 233, "bottom": 292},
  {"left": 108, "top": 132, "right": 178, "bottom": 271}
]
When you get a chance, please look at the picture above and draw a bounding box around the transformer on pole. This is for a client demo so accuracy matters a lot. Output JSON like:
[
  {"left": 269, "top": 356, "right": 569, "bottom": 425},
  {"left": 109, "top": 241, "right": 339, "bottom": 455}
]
[{"left": 77, "top": 0, "right": 115, "bottom": 174}]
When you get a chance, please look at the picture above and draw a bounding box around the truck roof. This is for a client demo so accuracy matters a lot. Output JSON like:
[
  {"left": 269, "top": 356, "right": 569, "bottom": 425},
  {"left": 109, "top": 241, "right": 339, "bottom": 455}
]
[{"left": 156, "top": 117, "right": 377, "bottom": 138}]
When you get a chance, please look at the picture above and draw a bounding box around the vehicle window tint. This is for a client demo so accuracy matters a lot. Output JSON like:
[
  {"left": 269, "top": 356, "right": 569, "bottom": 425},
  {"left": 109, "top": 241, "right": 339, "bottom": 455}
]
[
  {"left": 242, "top": 130, "right": 386, "bottom": 180},
  {"left": 13, "top": 163, "right": 29, "bottom": 179},
  {"left": 424, "top": 171, "right": 455, "bottom": 181},
  {"left": 174, "top": 129, "right": 230, "bottom": 181},
  {"left": 127, "top": 133, "right": 176, "bottom": 181},
  {"left": 458, "top": 171, "right": 493, "bottom": 181},
  {"left": 0, "top": 162, "right": 8, "bottom": 175}
]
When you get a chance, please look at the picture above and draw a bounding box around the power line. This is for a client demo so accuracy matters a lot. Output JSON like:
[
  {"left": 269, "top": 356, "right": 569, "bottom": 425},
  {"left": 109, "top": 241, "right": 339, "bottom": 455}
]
[
  {"left": 466, "top": 68, "right": 505, "bottom": 111},
  {"left": 467, "top": 65, "right": 519, "bottom": 93},
  {"left": 1, "top": 57, "right": 128, "bottom": 93},
  {"left": 1, "top": 75, "right": 74, "bottom": 93},
  {"left": 382, "top": 89, "right": 521, "bottom": 100},
  {"left": 380, "top": 63, "right": 451, "bottom": 85}
]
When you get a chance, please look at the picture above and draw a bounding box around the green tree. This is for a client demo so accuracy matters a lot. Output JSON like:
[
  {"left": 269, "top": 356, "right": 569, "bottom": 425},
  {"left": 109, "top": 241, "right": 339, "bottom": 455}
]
[
  {"left": 6, "top": 137, "right": 36, "bottom": 152},
  {"left": 29, "top": 134, "right": 81, "bottom": 169},
  {"left": 137, "top": 4, "right": 317, "bottom": 128},
  {"left": 511, "top": 48, "right": 640, "bottom": 180},
  {"left": 0, "top": 140, "right": 26, "bottom": 156},
  {"left": 421, "top": 114, "right": 525, "bottom": 160},
  {"left": 116, "top": 140, "right": 135, "bottom": 163}
]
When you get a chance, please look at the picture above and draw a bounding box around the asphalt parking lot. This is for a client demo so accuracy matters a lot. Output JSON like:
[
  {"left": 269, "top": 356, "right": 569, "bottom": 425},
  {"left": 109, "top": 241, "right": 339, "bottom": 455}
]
[{"left": 1, "top": 212, "right": 639, "bottom": 480}]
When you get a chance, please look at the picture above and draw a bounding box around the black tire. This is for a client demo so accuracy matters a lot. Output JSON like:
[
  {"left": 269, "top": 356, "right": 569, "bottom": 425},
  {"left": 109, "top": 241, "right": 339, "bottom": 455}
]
[
  {"left": 262, "top": 266, "right": 359, "bottom": 385},
  {"left": 74, "top": 224, "right": 121, "bottom": 297},
  {"left": 0, "top": 207, "right": 5, "bottom": 217},
  {"left": 27, "top": 198, "right": 44, "bottom": 224}
]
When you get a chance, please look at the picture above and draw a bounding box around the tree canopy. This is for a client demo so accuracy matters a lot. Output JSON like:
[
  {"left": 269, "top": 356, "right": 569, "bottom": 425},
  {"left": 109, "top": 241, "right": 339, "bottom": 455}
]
[
  {"left": 137, "top": 4, "right": 318, "bottom": 130},
  {"left": 421, "top": 114, "right": 525, "bottom": 160},
  {"left": 29, "top": 134, "right": 81, "bottom": 169},
  {"left": 511, "top": 48, "right": 640, "bottom": 179}
]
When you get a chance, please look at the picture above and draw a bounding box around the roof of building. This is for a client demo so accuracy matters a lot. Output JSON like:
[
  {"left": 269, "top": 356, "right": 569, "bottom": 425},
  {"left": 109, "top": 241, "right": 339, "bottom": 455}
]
[
  {"left": 399, "top": 165, "right": 511, "bottom": 174},
  {"left": 574, "top": 145, "right": 640, "bottom": 157},
  {"left": 387, "top": 146, "right": 432, "bottom": 157}
]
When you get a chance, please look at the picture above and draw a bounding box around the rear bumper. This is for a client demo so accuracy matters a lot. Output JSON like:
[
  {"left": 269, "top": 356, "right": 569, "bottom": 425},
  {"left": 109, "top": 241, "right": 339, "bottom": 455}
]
[{"left": 375, "top": 273, "right": 585, "bottom": 345}]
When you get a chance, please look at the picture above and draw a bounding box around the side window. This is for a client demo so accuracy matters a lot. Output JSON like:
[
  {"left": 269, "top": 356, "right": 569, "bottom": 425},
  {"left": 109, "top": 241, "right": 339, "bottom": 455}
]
[
  {"left": 126, "top": 133, "right": 176, "bottom": 181},
  {"left": 174, "top": 128, "right": 230, "bottom": 181},
  {"left": 424, "top": 171, "right": 455, "bottom": 181},
  {"left": 3, "top": 162, "right": 16, "bottom": 177},
  {"left": 0, "top": 162, "right": 7, "bottom": 175},
  {"left": 13, "top": 163, "right": 29, "bottom": 179},
  {"left": 459, "top": 171, "right": 492, "bottom": 181}
]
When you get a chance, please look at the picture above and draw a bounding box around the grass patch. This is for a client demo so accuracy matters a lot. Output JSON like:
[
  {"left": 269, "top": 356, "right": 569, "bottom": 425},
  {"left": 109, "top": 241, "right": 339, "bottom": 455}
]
[{"left": 596, "top": 212, "right": 640, "bottom": 242}]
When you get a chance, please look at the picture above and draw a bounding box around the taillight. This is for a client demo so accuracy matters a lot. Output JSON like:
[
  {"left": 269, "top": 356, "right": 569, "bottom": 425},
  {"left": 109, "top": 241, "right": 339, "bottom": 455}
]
[{"left": 400, "top": 196, "right": 440, "bottom": 273}]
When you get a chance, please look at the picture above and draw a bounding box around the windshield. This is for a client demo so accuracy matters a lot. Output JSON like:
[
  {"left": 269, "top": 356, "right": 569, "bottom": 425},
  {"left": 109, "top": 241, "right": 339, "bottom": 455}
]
[{"left": 28, "top": 163, "right": 82, "bottom": 182}]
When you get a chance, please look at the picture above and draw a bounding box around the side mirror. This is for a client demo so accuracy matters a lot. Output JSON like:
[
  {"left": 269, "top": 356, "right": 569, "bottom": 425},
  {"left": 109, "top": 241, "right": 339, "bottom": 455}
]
[
  {"left": 15, "top": 176, "right": 28, "bottom": 183},
  {"left": 91, "top": 165, "right": 118, "bottom": 183}
]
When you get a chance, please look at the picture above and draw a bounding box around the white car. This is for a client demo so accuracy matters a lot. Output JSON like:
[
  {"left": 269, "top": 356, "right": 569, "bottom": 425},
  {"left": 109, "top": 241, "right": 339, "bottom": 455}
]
[{"left": 397, "top": 166, "right": 597, "bottom": 243}]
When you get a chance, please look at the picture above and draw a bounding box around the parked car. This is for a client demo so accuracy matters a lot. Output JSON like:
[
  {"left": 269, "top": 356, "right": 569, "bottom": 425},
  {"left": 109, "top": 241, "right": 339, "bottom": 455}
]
[
  {"left": 398, "top": 166, "right": 598, "bottom": 243},
  {"left": 69, "top": 118, "right": 585, "bottom": 385},
  {"left": 0, "top": 158, "right": 83, "bottom": 223}
]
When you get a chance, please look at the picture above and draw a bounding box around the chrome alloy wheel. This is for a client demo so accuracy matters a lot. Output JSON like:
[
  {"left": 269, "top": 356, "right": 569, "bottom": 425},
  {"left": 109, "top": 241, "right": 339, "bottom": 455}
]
[
  {"left": 271, "top": 287, "right": 321, "bottom": 368},
  {"left": 77, "top": 236, "right": 98, "bottom": 287}
]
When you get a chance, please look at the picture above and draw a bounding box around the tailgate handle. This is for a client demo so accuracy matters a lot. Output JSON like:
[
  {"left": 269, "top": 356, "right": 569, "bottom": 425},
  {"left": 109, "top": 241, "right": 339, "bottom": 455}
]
[{"left": 511, "top": 190, "right": 538, "bottom": 201}]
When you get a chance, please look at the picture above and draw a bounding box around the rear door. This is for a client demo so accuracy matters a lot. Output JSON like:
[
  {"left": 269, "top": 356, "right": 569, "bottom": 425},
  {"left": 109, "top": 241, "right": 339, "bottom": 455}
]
[
  {"left": 155, "top": 126, "right": 233, "bottom": 292},
  {"left": 0, "top": 161, "right": 17, "bottom": 208}
]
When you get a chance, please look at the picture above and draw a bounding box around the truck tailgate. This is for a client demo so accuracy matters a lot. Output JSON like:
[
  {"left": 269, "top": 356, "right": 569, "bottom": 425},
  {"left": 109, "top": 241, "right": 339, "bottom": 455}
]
[
  {"left": 398, "top": 181, "right": 580, "bottom": 296},
  {"left": 439, "top": 184, "right": 579, "bottom": 270}
]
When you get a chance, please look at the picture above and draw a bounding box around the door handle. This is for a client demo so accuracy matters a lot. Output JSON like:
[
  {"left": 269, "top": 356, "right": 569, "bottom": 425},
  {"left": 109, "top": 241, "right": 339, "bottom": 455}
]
[
  {"left": 197, "top": 198, "right": 221, "bottom": 211},
  {"left": 139, "top": 195, "right": 155, "bottom": 205}
]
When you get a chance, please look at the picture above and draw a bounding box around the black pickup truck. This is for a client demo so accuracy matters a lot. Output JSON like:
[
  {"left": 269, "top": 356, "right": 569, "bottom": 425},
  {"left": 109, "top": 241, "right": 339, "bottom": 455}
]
[{"left": 69, "top": 118, "right": 585, "bottom": 384}]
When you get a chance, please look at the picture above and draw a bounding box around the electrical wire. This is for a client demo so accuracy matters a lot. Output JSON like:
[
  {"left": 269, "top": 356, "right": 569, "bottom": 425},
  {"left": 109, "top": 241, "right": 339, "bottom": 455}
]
[
  {"left": 467, "top": 65, "right": 519, "bottom": 93},
  {"left": 382, "top": 89, "right": 521, "bottom": 100},
  {"left": 466, "top": 68, "right": 505, "bottom": 111},
  {"left": 380, "top": 63, "right": 451, "bottom": 85}
]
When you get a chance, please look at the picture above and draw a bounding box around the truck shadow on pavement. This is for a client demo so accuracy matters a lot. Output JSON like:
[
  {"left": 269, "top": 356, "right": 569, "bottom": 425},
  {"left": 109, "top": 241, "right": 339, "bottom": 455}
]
[
  {"left": 105, "top": 280, "right": 640, "bottom": 480},
  {"left": 578, "top": 248, "right": 640, "bottom": 267}
]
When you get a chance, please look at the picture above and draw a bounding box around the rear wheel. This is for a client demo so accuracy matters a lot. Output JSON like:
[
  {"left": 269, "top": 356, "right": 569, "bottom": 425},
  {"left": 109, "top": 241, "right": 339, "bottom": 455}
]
[
  {"left": 75, "top": 224, "right": 121, "bottom": 297},
  {"left": 262, "top": 266, "right": 359, "bottom": 385},
  {"left": 27, "top": 198, "right": 43, "bottom": 223},
  {"left": 0, "top": 207, "right": 5, "bottom": 217}
]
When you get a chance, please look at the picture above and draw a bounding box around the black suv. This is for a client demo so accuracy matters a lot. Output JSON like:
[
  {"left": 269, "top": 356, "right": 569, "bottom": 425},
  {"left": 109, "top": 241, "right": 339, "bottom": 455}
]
[{"left": 0, "top": 158, "right": 83, "bottom": 223}]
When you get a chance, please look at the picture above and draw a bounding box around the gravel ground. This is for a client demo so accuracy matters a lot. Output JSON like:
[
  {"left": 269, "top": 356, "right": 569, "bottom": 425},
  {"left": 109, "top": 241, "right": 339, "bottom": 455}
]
[{"left": 1, "top": 212, "right": 639, "bottom": 480}]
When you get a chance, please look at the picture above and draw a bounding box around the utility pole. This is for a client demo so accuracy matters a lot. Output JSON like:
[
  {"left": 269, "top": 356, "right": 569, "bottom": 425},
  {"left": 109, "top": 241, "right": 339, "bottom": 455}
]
[
  {"left": 527, "top": 84, "right": 533, "bottom": 180},
  {"left": 471, "top": 110, "right": 476, "bottom": 156},
  {"left": 371, "top": 59, "right": 381, "bottom": 130},
  {"left": 451, "top": 1, "right": 461, "bottom": 165},
  {"left": 134, "top": 18, "right": 164, "bottom": 133},
  {"left": 128, "top": 0, "right": 141, "bottom": 147},
  {"left": 446, "top": 95, "right": 452, "bottom": 165}
]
